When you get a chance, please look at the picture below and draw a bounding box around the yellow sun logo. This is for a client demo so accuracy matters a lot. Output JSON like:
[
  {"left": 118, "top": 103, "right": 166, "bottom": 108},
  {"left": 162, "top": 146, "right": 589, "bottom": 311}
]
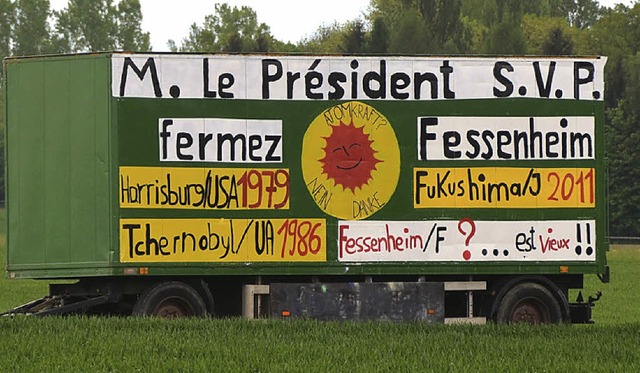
[{"left": 302, "top": 102, "right": 400, "bottom": 220}]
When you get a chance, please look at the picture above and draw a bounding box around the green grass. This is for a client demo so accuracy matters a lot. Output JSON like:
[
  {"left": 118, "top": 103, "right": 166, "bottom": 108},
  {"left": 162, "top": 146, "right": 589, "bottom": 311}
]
[
  {"left": 0, "top": 317, "right": 639, "bottom": 372},
  {"left": 2, "top": 208, "right": 639, "bottom": 371},
  {"left": 0, "top": 208, "right": 49, "bottom": 311},
  {"left": 584, "top": 245, "right": 640, "bottom": 325}
]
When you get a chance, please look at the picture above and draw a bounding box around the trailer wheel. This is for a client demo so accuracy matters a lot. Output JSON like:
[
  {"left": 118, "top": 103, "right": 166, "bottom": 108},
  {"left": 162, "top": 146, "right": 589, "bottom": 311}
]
[
  {"left": 133, "top": 282, "right": 207, "bottom": 318},
  {"left": 496, "top": 282, "right": 563, "bottom": 324}
]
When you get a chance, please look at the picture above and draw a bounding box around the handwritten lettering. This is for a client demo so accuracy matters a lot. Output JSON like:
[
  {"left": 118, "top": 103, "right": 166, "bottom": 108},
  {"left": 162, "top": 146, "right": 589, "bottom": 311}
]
[
  {"left": 418, "top": 116, "right": 594, "bottom": 161},
  {"left": 120, "top": 167, "right": 289, "bottom": 210},
  {"left": 414, "top": 167, "right": 594, "bottom": 209},
  {"left": 306, "top": 178, "right": 333, "bottom": 211},
  {"left": 339, "top": 223, "right": 425, "bottom": 259},
  {"left": 337, "top": 220, "right": 594, "bottom": 262},
  {"left": 352, "top": 192, "right": 385, "bottom": 219},
  {"left": 113, "top": 56, "right": 604, "bottom": 101},
  {"left": 515, "top": 226, "right": 571, "bottom": 254},
  {"left": 539, "top": 228, "right": 571, "bottom": 253},
  {"left": 120, "top": 218, "right": 326, "bottom": 263},
  {"left": 322, "top": 101, "right": 389, "bottom": 129},
  {"left": 159, "top": 118, "right": 282, "bottom": 163}
]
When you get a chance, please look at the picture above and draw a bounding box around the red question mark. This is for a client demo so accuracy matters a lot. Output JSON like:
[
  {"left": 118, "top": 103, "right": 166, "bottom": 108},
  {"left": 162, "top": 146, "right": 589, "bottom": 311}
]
[{"left": 458, "top": 218, "right": 476, "bottom": 261}]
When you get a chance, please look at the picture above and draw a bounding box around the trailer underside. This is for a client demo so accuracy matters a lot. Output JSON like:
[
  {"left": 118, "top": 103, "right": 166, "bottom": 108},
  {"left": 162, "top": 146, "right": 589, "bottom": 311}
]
[{"left": 0, "top": 274, "right": 603, "bottom": 324}]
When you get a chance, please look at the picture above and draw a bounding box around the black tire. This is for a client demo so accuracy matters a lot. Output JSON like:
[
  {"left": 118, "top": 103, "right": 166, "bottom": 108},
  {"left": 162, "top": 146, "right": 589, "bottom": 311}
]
[
  {"left": 496, "top": 282, "right": 563, "bottom": 324},
  {"left": 132, "top": 281, "right": 207, "bottom": 318}
]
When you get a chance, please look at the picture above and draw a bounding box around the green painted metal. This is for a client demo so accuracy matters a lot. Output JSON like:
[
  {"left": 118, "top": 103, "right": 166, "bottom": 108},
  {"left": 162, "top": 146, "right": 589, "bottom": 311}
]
[
  {"left": 5, "top": 54, "right": 113, "bottom": 277},
  {"left": 4, "top": 53, "right": 607, "bottom": 279}
]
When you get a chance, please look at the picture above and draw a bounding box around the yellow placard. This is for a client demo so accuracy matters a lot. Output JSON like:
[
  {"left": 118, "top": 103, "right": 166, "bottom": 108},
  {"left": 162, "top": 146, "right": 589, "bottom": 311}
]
[
  {"left": 414, "top": 167, "right": 595, "bottom": 208},
  {"left": 120, "top": 166, "right": 289, "bottom": 210},
  {"left": 120, "top": 218, "right": 326, "bottom": 263}
]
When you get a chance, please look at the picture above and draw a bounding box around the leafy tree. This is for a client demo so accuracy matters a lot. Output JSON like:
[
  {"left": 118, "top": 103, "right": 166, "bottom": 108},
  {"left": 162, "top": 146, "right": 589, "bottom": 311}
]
[
  {"left": 116, "top": 0, "right": 151, "bottom": 51},
  {"left": 542, "top": 26, "right": 574, "bottom": 55},
  {"left": 369, "top": 0, "right": 470, "bottom": 53},
  {"left": 603, "top": 55, "right": 626, "bottom": 110},
  {"left": 388, "top": 11, "right": 433, "bottom": 53},
  {"left": 53, "top": 0, "right": 150, "bottom": 52},
  {"left": 561, "top": 0, "right": 601, "bottom": 29},
  {"left": 167, "top": 39, "right": 178, "bottom": 52},
  {"left": 365, "top": 16, "right": 389, "bottom": 53},
  {"left": 13, "top": 0, "right": 52, "bottom": 55},
  {"left": 579, "top": 3, "right": 640, "bottom": 235},
  {"left": 462, "top": 0, "right": 596, "bottom": 55},
  {"left": 475, "top": 0, "right": 526, "bottom": 54},
  {"left": 460, "top": 16, "right": 489, "bottom": 53},
  {"left": 179, "top": 4, "right": 273, "bottom": 52},
  {"left": 299, "top": 22, "right": 345, "bottom": 54},
  {"left": 54, "top": 0, "right": 117, "bottom": 52},
  {"left": 583, "top": 4, "right": 640, "bottom": 57},
  {"left": 485, "top": 19, "right": 526, "bottom": 54},
  {"left": 225, "top": 31, "right": 243, "bottom": 52},
  {"left": 521, "top": 13, "right": 579, "bottom": 55},
  {"left": 342, "top": 19, "right": 366, "bottom": 54},
  {"left": 521, "top": 0, "right": 564, "bottom": 18},
  {"left": 461, "top": 0, "right": 499, "bottom": 25},
  {"left": 582, "top": 5, "right": 640, "bottom": 107},
  {"left": 432, "top": 0, "right": 466, "bottom": 49},
  {"left": 605, "top": 54, "right": 640, "bottom": 236},
  {"left": 0, "top": 0, "right": 14, "bottom": 62},
  {"left": 521, "top": 15, "right": 574, "bottom": 54}
]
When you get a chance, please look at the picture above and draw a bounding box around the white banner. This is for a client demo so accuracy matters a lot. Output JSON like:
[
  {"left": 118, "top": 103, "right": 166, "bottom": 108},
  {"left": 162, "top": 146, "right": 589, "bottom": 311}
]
[{"left": 112, "top": 54, "right": 606, "bottom": 101}]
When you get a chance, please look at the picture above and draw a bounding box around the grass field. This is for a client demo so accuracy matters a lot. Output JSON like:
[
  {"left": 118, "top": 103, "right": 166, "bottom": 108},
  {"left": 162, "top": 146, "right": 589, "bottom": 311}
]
[{"left": 1, "top": 207, "right": 639, "bottom": 371}]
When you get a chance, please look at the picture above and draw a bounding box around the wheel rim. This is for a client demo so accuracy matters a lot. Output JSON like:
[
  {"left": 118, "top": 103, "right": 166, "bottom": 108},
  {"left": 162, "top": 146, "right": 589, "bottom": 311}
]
[
  {"left": 510, "top": 298, "right": 550, "bottom": 324},
  {"left": 153, "top": 297, "right": 195, "bottom": 318}
]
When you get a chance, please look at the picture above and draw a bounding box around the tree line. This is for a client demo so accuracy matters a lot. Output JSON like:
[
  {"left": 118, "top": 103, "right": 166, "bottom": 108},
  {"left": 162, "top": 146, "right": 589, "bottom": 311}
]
[{"left": 1, "top": 0, "right": 640, "bottom": 236}]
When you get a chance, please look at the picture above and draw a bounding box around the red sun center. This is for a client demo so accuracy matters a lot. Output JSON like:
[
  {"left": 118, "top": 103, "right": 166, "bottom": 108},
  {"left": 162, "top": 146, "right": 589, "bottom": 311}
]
[{"left": 320, "top": 120, "right": 381, "bottom": 192}]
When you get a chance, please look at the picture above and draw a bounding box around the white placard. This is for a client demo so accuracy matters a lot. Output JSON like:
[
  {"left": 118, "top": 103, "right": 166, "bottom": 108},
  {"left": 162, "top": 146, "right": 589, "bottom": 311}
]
[
  {"left": 158, "top": 118, "right": 282, "bottom": 163},
  {"left": 417, "top": 116, "right": 595, "bottom": 161},
  {"left": 338, "top": 219, "right": 596, "bottom": 262}
]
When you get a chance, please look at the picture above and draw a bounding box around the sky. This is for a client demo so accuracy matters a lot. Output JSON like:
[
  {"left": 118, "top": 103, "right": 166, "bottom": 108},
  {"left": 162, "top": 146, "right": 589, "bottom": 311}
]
[{"left": 49, "top": 0, "right": 636, "bottom": 51}]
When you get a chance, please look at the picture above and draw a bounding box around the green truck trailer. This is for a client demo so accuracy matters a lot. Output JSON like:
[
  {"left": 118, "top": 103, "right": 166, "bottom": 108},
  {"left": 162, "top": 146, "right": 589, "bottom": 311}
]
[{"left": 3, "top": 53, "right": 608, "bottom": 323}]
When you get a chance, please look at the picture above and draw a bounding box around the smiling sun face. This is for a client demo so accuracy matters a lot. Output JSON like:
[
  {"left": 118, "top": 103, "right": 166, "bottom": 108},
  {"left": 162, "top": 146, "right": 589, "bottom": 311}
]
[{"left": 320, "top": 120, "right": 381, "bottom": 192}]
